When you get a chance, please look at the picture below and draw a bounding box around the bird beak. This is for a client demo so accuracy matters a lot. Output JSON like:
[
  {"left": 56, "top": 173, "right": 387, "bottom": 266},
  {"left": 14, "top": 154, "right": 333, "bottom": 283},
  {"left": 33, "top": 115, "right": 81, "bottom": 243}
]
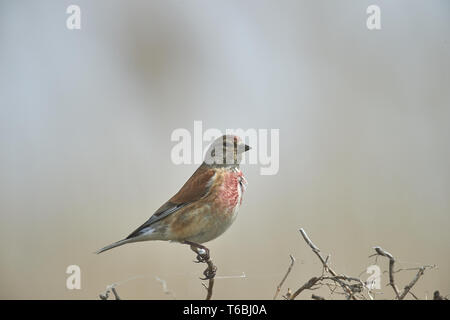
[{"left": 244, "top": 144, "right": 251, "bottom": 152}]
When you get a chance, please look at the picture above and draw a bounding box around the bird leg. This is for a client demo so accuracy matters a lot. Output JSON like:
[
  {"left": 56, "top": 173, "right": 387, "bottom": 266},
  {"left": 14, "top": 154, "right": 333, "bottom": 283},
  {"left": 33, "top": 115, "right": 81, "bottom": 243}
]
[
  {"left": 184, "top": 240, "right": 210, "bottom": 262},
  {"left": 183, "top": 241, "right": 217, "bottom": 299},
  {"left": 183, "top": 241, "right": 217, "bottom": 280},
  {"left": 201, "top": 262, "right": 217, "bottom": 280}
]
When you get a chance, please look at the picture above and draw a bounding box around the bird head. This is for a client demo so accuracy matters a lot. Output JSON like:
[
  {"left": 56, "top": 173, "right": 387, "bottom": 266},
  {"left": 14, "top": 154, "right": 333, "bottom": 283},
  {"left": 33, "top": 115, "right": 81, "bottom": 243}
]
[{"left": 204, "top": 135, "right": 251, "bottom": 168}]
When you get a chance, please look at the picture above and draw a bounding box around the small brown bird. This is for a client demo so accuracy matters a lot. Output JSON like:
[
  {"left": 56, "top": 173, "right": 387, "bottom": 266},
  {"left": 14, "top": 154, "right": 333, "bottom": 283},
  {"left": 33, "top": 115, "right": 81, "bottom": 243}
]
[{"left": 96, "top": 135, "right": 250, "bottom": 254}]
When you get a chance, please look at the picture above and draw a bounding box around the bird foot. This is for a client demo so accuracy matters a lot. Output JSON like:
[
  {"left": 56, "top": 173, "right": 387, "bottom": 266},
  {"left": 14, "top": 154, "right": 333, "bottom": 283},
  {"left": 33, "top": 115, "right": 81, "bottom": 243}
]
[
  {"left": 186, "top": 242, "right": 210, "bottom": 262},
  {"left": 200, "top": 265, "right": 217, "bottom": 280},
  {"left": 195, "top": 251, "right": 210, "bottom": 263}
]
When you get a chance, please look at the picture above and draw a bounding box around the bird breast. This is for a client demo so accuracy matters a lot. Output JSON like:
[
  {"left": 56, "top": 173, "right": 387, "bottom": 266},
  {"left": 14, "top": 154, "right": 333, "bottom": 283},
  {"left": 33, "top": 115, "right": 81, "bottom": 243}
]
[{"left": 216, "top": 169, "right": 246, "bottom": 210}]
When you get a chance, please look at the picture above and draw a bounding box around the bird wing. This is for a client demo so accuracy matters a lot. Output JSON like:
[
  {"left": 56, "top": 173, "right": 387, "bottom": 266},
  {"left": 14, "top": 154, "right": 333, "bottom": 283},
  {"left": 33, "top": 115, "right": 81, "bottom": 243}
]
[{"left": 126, "top": 164, "right": 216, "bottom": 239}]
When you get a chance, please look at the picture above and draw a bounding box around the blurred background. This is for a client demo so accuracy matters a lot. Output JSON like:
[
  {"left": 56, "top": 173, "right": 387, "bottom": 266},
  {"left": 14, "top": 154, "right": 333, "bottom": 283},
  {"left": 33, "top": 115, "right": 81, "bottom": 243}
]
[{"left": 0, "top": 0, "right": 449, "bottom": 299}]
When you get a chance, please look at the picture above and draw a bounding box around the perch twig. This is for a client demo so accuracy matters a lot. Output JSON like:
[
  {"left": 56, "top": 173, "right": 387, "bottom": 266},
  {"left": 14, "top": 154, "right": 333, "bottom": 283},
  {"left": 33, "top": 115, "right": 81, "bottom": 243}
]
[
  {"left": 273, "top": 254, "right": 295, "bottom": 300},
  {"left": 184, "top": 241, "right": 217, "bottom": 300},
  {"left": 373, "top": 246, "right": 400, "bottom": 299}
]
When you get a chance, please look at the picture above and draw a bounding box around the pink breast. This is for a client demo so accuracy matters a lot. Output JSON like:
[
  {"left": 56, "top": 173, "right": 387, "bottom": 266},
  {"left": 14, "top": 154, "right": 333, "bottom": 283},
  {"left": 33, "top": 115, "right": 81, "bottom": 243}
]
[{"left": 218, "top": 171, "right": 244, "bottom": 209}]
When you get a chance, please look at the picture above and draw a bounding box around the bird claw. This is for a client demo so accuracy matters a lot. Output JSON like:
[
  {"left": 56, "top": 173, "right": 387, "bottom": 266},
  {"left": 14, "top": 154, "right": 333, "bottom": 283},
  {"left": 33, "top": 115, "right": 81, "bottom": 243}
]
[
  {"left": 194, "top": 250, "right": 210, "bottom": 263},
  {"left": 200, "top": 266, "right": 217, "bottom": 280},
  {"left": 194, "top": 251, "right": 210, "bottom": 263},
  {"left": 187, "top": 244, "right": 210, "bottom": 262},
  {"left": 193, "top": 256, "right": 207, "bottom": 263},
  {"left": 186, "top": 242, "right": 215, "bottom": 279}
]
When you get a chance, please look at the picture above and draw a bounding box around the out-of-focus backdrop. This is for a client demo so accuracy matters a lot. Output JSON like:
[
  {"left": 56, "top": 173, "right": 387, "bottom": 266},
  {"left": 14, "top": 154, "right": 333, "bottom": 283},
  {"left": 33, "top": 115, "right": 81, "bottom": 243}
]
[{"left": 1, "top": 0, "right": 449, "bottom": 299}]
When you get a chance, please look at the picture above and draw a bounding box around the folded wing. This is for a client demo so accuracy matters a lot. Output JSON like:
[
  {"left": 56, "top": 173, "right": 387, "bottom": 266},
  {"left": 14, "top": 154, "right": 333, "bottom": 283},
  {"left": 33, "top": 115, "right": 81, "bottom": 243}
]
[{"left": 126, "top": 164, "right": 216, "bottom": 239}]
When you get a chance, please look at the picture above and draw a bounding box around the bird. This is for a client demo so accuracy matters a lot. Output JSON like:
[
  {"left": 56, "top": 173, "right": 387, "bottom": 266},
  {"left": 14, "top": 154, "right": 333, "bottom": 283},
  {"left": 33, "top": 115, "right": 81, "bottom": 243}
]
[{"left": 96, "top": 134, "right": 250, "bottom": 255}]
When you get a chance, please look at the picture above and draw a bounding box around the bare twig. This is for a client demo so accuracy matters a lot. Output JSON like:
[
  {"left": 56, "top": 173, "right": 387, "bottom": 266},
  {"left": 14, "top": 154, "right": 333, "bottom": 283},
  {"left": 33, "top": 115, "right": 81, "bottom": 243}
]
[
  {"left": 299, "top": 229, "right": 336, "bottom": 277},
  {"left": 99, "top": 284, "right": 120, "bottom": 300},
  {"left": 185, "top": 241, "right": 217, "bottom": 300},
  {"left": 204, "top": 258, "right": 216, "bottom": 300},
  {"left": 282, "top": 288, "right": 292, "bottom": 300},
  {"left": 373, "top": 247, "right": 437, "bottom": 300},
  {"left": 373, "top": 246, "right": 400, "bottom": 299},
  {"left": 111, "top": 287, "right": 120, "bottom": 300},
  {"left": 273, "top": 254, "right": 296, "bottom": 300},
  {"left": 433, "top": 290, "right": 448, "bottom": 300},
  {"left": 398, "top": 266, "right": 432, "bottom": 300},
  {"left": 409, "top": 291, "right": 419, "bottom": 300},
  {"left": 98, "top": 228, "right": 440, "bottom": 300},
  {"left": 289, "top": 276, "right": 320, "bottom": 300},
  {"left": 215, "top": 272, "right": 246, "bottom": 279},
  {"left": 298, "top": 228, "right": 357, "bottom": 300},
  {"left": 155, "top": 277, "right": 176, "bottom": 299}
]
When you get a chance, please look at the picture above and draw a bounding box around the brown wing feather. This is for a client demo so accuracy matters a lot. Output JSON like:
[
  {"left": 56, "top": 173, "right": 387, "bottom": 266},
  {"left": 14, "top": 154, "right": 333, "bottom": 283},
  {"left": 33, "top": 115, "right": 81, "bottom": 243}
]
[
  {"left": 126, "top": 164, "right": 216, "bottom": 239},
  {"left": 168, "top": 164, "right": 216, "bottom": 204}
]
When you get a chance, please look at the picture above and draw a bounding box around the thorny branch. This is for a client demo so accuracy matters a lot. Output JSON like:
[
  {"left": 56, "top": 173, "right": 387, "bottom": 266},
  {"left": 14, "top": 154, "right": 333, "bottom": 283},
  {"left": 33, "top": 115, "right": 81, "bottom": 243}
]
[
  {"left": 372, "top": 246, "right": 400, "bottom": 299},
  {"left": 284, "top": 228, "right": 440, "bottom": 300},
  {"left": 99, "top": 274, "right": 177, "bottom": 300},
  {"left": 99, "top": 284, "right": 121, "bottom": 300},
  {"left": 185, "top": 241, "right": 217, "bottom": 300},
  {"left": 433, "top": 290, "right": 448, "bottom": 300},
  {"left": 290, "top": 276, "right": 321, "bottom": 300},
  {"left": 155, "top": 277, "right": 176, "bottom": 299},
  {"left": 399, "top": 266, "right": 425, "bottom": 300},
  {"left": 99, "top": 242, "right": 217, "bottom": 300},
  {"left": 372, "top": 246, "right": 436, "bottom": 300},
  {"left": 99, "top": 228, "right": 443, "bottom": 300},
  {"left": 296, "top": 228, "right": 359, "bottom": 300},
  {"left": 273, "top": 254, "right": 295, "bottom": 300}
]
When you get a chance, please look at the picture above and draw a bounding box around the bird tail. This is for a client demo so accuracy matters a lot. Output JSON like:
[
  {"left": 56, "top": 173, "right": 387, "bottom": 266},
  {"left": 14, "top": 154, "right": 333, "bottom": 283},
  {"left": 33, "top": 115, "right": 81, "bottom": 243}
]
[{"left": 95, "top": 238, "right": 133, "bottom": 254}]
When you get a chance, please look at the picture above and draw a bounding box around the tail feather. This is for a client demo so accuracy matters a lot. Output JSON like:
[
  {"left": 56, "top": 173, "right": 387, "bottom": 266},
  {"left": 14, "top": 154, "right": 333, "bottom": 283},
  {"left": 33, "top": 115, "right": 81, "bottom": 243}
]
[{"left": 95, "top": 238, "right": 132, "bottom": 254}]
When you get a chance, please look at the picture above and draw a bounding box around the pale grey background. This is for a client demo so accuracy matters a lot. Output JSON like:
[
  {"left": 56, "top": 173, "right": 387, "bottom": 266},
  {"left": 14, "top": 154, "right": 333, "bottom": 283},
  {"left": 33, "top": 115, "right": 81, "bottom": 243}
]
[{"left": 0, "top": 0, "right": 449, "bottom": 299}]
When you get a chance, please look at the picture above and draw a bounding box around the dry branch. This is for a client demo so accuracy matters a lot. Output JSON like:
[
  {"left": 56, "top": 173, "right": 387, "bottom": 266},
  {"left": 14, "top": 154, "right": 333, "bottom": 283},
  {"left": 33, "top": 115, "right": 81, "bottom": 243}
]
[
  {"left": 99, "top": 284, "right": 120, "bottom": 300},
  {"left": 373, "top": 246, "right": 400, "bottom": 299},
  {"left": 433, "top": 290, "right": 448, "bottom": 300},
  {"left": 273, "top": 254, "right": 295, "bottom": 300},
  {"left": 185, "top": 241, "right": 217, "bottom": 300},
  {"left": 398, "top": 266, "right": 436, "bottom": 300},
  {"left": 297, "top": 228, "right": 358, "bottom": 300},
  {"left": 155, "top": 276, "right": 176, "bottom": 299},
  {"left": 290, "top": 276, "right": 320, "bottom": 300},
  {"left": 97, "top": 228, "right": 442, "bottom": 300},
  {"left": 289, "top": 229, "right": 438, "bottom": 300},
  {"left": 203, "top": 258, "right": 216, "bottom": 300}
]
